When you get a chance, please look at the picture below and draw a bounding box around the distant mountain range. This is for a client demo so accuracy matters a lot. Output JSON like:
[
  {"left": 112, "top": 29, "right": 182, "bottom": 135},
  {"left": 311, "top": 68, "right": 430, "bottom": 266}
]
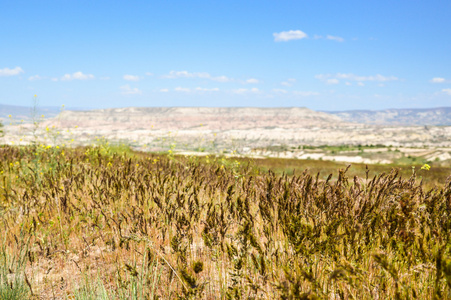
[
  {"left": 53, "top": 106, "right": 343, "bottom": 130},
  {"left": 5, "top": 105, "right": 451, "bottom": 148},
  {"left": 326, "top": 107, "right": 451, "bottom": 126},
  {"left": 0, "top": 104, "right": 60, "bottom": 124},
  {"left": 3, "top": 104, "right": 451, "bottom": 126}
]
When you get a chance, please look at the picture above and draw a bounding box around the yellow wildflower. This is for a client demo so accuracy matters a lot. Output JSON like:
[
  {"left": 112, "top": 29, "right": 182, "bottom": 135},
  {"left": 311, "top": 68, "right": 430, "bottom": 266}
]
[{"left": 421, "top": 164, "right": 431, "bottom": 171}]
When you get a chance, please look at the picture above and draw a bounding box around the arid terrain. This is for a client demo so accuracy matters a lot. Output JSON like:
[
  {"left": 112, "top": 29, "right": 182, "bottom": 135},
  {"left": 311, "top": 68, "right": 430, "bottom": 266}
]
[
  {"left": 3, "top": 106, "right": 451, "bottom": 165},
  {"left": 328, "top": 107, "right": 451, "bottom": 125}
]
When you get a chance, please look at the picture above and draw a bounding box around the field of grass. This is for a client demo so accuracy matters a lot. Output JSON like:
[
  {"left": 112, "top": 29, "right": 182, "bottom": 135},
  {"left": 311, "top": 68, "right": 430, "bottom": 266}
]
[
  {"left": 1, "top": 144, "right": 451, "bottom": 299},
  {"left": 238, "top": 157, "right": 451, "bottom": 190}
]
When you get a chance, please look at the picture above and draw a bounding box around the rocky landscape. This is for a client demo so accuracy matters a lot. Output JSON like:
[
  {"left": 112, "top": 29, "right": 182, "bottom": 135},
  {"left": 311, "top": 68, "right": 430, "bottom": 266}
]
[
  {"left": 328, "top": 107, "right": 451, "bottom": 126},
  {"left": 3, "top": 105, "right": 451, "bottom": 164}
]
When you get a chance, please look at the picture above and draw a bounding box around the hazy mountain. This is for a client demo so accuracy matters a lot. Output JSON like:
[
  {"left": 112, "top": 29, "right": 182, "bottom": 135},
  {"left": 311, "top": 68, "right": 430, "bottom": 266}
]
[
  {"left": 53, "top": 106, "right": 344, "bottom": 130},
  {"left": 327, "top": 107, "right": 451, "bottom": 126},
  {"left": 0, "top": 104, "right": 60, "bottom": 124},
  {"left": 6, "top": 106, "right": 451, "bottom": 149},
  {"left": 5, "top": 104, "right": 451, "bottom": 127}
]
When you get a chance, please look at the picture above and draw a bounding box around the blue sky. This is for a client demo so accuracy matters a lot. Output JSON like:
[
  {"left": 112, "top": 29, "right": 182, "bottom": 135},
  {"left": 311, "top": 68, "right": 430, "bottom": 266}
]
[{"left": 1, "top": 0, "right": 451, "bottom": 111}]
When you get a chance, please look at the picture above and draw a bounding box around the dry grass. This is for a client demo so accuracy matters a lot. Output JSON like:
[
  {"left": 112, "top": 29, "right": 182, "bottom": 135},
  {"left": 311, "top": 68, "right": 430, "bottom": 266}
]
[
  {"left": 1, "top": 145, "right": 451, "bottom": 299},
  {"left": 238, "top": 156, "right": 450, "bottom": 189}
]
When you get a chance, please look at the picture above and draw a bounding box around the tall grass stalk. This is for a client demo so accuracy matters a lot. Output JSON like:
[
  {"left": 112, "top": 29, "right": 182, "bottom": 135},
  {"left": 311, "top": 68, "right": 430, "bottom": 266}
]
[{"left": 0, "top": 235, "right": 31, "bottom": 300}]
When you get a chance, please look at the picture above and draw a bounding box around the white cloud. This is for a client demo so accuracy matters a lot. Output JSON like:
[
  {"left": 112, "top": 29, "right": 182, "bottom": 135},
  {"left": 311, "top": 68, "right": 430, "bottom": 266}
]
[
  {"left": 337, "top": 73, "right": 398, "bottom": 82},
  {"left": 211, "top": 75, "right": 231, "bottom": 82},
  {"left": 232, "top": 88, "right": 248, "bottom": 94},
  {"left": 281, "top": 79, "right": 296, "bottom": 87},
  {"left": 120, "top": 84, "right": 142, "bottom": 95},
  {"left": 61, "top": 71, "right": 95, "bottom": 81},
  {"left": 345, "top": 82, "right": 352, "bottom": 86},
  {"left": 357, "top": 82, "right": 365, "bottom": 86},
  {"left": 173, "top": 87, "right": 219, "bottom": 93},
  {"left": 163, "top": 70, "right": 231, "bottom": 82},
  {"left": 145, "top": 72, "right": 154, "bottom": 76},
  {"left": 327, "top": 79, "right": 339, "bottom": 85},
  {"left": 164, "top": 71, "right": 189, "bottom": 78},
  {"left": 0, "top": 66, "right": 24, "bottom": 76},
  {"left": 123, "top": 74, "right": 140, "bottom": 81},
  {"left": 275, "top": 32, "right": 345, "bottom": 43},
  {"left": 326, "top": 35, "right": 345, "bottom": 42},
  {"left": 273, "top": 30, "right": 308, "bottom": 42},
  {"left": 431, "top": 77, "right": 446, "bottom": 83},
  {"left": 273, "top": 88, "right": 288, "bottom": 94},
  {"left": 316, "top": 73, "right": 398, "bottom": 84},
  {"left": 314, "top": 74, "right": 328, "bottom": 81},
  {"left": 160, "top": 88, "right": 169, "bottom": 92},
  {"left": 232, "top": 88, "right": 259, "bottom": 94},
  {"left": 99, "top": 77, "right": 110, "bottom": 80},
  {"left": 195, "top": 87, "right": 219, "bottom": 92},
  {"left": 293, "top": 91, "right": 319, "bottom": 97},
  {"left": 313, "top": 35, "right": 345, "bottom": 42},
  {"left": 442, "top": 89, "right": 451, "bottom": 96},
  {"left": 28, "top": 75, "right": 44, "bottom": 81},
  {"left": 245, "top": 78, "right": 259, "bottom": 84},
  {"left": 175, "top": 87, "right": 191, "bottom": 92},
  {"left": 164, "top": 70, "right": 210, "bottom": 79},
  {"left": 51, "top": 78, "right": 59, "bottom": 82}
]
